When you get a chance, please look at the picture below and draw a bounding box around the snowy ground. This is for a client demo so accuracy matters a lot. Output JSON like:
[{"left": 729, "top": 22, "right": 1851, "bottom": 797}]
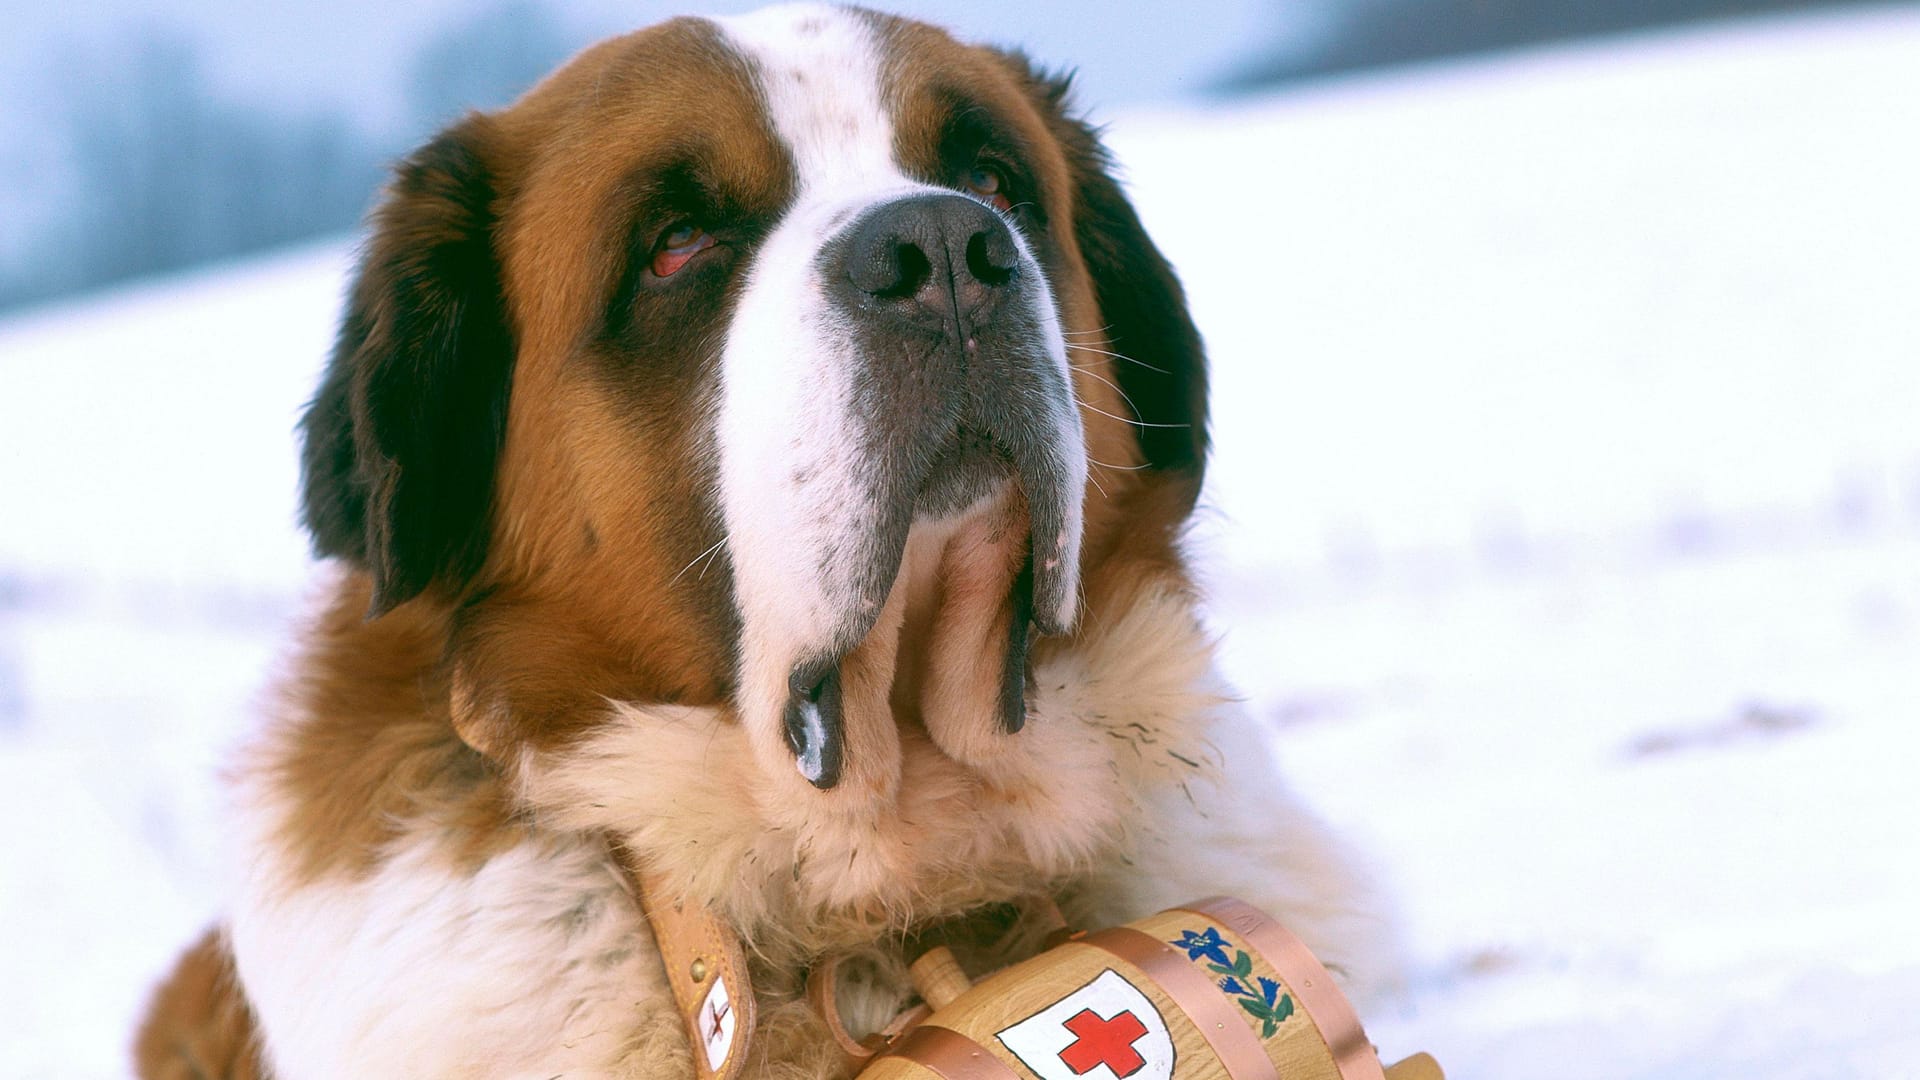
[{"left": 3, "top": 7, "right": 1918, "bottom": 1077}]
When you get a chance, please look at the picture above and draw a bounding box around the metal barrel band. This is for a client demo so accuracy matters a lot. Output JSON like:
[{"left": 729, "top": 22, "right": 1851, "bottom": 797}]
[{"left": 1080, "top": 925, "right": 1280, "bottom": 1080}]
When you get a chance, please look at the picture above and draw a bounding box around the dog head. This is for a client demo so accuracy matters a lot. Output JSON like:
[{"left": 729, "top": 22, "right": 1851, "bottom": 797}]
[{"left": 300, "top": 4, "right": 1207, "bottom": 810}]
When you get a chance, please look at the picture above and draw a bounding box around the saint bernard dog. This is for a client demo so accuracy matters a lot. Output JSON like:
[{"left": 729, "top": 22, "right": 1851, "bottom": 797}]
[{"left": 135, "top": 5, "right": 1394, "bottom": 1077}]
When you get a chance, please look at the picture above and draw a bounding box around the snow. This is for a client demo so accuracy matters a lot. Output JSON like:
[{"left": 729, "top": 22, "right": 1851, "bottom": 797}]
[{"left": 3, "top": 8, "right": 1918, "bottom": 1077}]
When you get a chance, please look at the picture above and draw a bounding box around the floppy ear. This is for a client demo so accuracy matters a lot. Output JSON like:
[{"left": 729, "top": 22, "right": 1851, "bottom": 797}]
[
  {"left": 300, "top": 115, "right": 516, "bottom": 617},
  {"left": 998, "top": 52, "right": 1210, "bottom": 488}
]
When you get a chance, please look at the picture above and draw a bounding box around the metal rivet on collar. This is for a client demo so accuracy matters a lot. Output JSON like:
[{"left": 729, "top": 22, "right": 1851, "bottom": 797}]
[{"left": 690, "top": 958, "right": 709, "bottom": 983}]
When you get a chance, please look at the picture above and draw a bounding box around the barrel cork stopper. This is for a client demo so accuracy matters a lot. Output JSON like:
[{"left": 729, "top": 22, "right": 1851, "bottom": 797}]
[
  {"left": 1385, "top": 1052, "right": 1445, "bottom": 1080},
  {"left": 908, "top": 946, "right": 973, "bottom": 1010}
]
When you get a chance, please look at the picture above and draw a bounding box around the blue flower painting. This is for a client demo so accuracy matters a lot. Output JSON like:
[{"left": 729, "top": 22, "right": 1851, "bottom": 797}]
[{"left": 1169, "top": 925, "right": 1296, "bottom": 1038}]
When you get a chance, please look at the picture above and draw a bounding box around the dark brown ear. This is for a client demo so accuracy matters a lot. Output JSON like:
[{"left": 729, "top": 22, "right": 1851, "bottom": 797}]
[
  {"left": 998, "top": 52, "right": 1210, "bottom": 489},
  {"left": 299, "top": 115, "right": 516, "bottom": 616}
]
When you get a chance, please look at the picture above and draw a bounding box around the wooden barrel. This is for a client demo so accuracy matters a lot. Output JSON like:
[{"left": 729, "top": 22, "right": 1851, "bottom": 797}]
[{"left": 858, "top": 896, "right": 1438, "bottom": 1080}]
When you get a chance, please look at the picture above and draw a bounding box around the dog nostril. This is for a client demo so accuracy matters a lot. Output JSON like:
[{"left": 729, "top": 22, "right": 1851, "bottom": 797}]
[
  {"left": 838, "top": 194, "right": 1020, "bottom": 322},
  {"left": 887, "top": 242, "right": 932, "bottom": 298},
  {"left": 965, "top": 230, "right": 1015, "bottom": 288},
  {"left": 849, "top": 238, "right": 934, "bottom": 299}
]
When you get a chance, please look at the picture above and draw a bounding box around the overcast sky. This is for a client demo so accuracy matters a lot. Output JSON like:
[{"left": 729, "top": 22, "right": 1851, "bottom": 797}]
[
  {"left": 3, "top": 0, "right": 1306, "bottom": 138},
  {"left": 0, "top": 0, "right": 1325, "bottom": 285}
]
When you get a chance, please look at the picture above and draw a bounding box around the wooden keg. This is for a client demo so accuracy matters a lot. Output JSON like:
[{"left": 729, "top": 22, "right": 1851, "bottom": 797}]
[{"left": 857, "top": 896, "right": 1439, "bottom": 1080}]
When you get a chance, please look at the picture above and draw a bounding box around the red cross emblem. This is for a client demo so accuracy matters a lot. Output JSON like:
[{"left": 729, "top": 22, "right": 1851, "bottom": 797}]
[
  {"left": 997, "top": 968, "right": 1174, "bottom": 1080},
  {"left": 1057, "top": 1008, "right": 1149, "bottom": 1078}
]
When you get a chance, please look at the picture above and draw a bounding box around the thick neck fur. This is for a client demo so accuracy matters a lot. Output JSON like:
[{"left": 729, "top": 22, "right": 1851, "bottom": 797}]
[
  {"left": 518, "top": 534, "right": 1223, "bottom": 971},
  {"left": 254, "top": 488, "right": 1222, "bottom": 981}
]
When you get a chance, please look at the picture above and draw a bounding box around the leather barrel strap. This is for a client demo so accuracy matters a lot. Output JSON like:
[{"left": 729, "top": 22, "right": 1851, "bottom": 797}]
[
  {"left": 879, "top": 1025, "right": 1023, "bottom": 1080},
  {"left": 807, "top": 957, "right": 933, "bottom": 1072},
  {"left": 613, "top": 844, "right": 757, "bottom": 1080},
  {"left": 1178, "top": 897, "right": 1386, "bottom": 1080},
  {"left": 1082, "top": 926, "right": 1281, "bottom": 1080}
]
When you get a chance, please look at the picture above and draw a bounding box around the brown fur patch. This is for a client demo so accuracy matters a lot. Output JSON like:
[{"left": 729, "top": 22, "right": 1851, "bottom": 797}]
[
  {"left": 265, "top": 19, "right": 796, "bottom": 877},
  {"left": 260, "top": 573, "right": 524, "bottom": 884},
  {"left": 133, "top": 928, "right": 265, "bottom": 1080},
  {"left": 451, "top": 17, "right": 793, "bottom": 754}
]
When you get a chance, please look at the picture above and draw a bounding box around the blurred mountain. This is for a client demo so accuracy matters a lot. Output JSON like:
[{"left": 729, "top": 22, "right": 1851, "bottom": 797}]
[
  {"left": 1225, "top": 0, "right": 1886, "bottom": 86},
  {"left": 13, "top": 0, "right": 1883, "bottom": 312},
  {"left": 0, "top": 0, "right": 1272, "bottom": 313}
]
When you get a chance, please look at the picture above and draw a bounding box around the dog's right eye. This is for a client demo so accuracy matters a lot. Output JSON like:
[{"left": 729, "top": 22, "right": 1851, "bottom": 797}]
[
  {"left": 651, "top": 223, "right": 717, "bottom": 278},
  {"left": 963, "top": 164, "right": 1012, "bottom": 212}
]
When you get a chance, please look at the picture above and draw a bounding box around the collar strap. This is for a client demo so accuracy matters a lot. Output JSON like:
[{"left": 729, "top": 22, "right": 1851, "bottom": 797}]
[
  {"left": 616, "top": 836, "right": 1068, "bottom": 1079},
  {"left": 614, "top": 844, "right": 757, "bottom": 1080}
]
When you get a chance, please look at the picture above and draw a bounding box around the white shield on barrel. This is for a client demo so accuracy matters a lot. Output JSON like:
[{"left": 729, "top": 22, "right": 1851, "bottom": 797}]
[{"left": 994, "top": 968, "right": 1176, "bottom": 1080}]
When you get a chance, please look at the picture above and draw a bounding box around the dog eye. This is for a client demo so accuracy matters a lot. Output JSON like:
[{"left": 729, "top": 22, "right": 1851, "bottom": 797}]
[
  {"left": 963, "top": 164, "right": 1012, "bottom": 212},
  {"left": 651, "top": 222, "right": 717, "bottom": 277}
]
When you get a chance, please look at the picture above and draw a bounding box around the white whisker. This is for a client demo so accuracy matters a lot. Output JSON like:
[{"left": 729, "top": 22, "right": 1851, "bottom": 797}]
[
  {"left": 1066, "top": 342, "right": 1169, "bottom": 375},
  {"left": 1078, "top": 400, "right": 1191, "bottom": 430},
  {"left": 1069, "top": 361, "right": 1150, "bottom": 423},
  {"left": 669, "top": 535, "right": 729, "bottom": 586}
]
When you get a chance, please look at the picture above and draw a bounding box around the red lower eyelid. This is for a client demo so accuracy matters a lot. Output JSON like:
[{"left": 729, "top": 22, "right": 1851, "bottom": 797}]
[
  {"left": 652, "top": 249, "right": 694, "bottom": 276},
  {"left": 651, "top": 234, "right": 716, "bottom": 277}
]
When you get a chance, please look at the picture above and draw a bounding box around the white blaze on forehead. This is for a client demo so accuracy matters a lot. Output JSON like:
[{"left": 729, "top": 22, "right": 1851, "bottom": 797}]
[
  {"left": 707, "top": 3, "right": 1086, "bottom": 800},
  {"left": 709, "top": 4, "right": 919, "bottom": 797},
  {"left": 713, "top": 4, "right": 900, "bottom": 193}
]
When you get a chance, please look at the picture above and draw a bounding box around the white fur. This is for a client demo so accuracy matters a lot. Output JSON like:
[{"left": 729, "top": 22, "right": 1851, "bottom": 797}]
[
  {"left": 715, "top": 5, "right": 900, "bottom": 194},
  {"left": 712, "top": 4, "right": 1085, "bottom": 798},
  {"left": 228, "top": 796, "right": 669, "bottom": 1079},
  {"left": 1079, "top": 697, "right": 1404, "bottom": 1005}
]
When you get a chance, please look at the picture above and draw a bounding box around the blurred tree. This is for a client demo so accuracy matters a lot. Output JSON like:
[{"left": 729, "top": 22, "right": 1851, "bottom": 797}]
[
  {"left": 408, "top": 0, "right": 576, "bottom": 129},
  {"left": 0, "top": 33, "right": 385, "bottom": 309},
  {"left": 0, "top": 3, "right": 587, "bottom": 311}
]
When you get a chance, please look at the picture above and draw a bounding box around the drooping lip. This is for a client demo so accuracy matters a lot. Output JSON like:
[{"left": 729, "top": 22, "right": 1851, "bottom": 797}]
[
  {"left": 1007, "top": 432, "right": 1082, "bottom": 639},
  {"left": 779, "top": 422, "right": 1080, "bottom": 789},
  {"left": 838, "top": 417, "right": 1078, "bottom": 647},
  {"left": 783, "top": 658, "right": 845, "bottom": 789}
]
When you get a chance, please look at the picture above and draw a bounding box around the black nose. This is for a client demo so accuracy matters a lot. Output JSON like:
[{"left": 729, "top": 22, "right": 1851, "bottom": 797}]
[{"left": 838, "top": 193, "right": 1019, "bottom": 331}]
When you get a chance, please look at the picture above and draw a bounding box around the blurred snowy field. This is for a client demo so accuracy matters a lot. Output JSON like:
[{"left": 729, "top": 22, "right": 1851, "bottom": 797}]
[{"left": 3, "top": 7, "right": 1918, "bottom": 1077}]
